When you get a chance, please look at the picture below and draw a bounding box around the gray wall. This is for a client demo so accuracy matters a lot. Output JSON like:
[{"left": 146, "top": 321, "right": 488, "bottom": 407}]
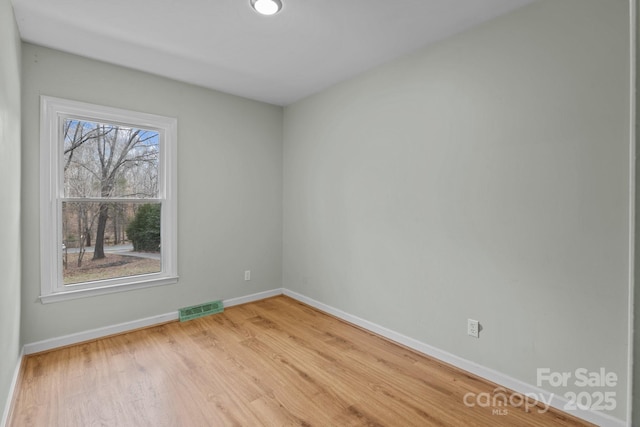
[
  {"left": 634, "top": 0, "right": 640, "bottom": 423},
  {"left": 21, "top": 44, "right": 283, "bottom": 344},
  {"left": 283, "top": 0, "right": 630, "bottom": 420},
  {"left": 0, "top": 0, "right": 21, "bottom": 419}
]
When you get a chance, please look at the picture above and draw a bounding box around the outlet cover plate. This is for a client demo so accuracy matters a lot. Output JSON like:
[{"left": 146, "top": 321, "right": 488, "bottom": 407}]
[{"left": 468, "top": 319, "right": 479, "bottom": 338}]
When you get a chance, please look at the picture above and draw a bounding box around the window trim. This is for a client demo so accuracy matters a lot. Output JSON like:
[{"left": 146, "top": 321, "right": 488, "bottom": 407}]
[{"left": 39, "top": 96, "right": 178, "bottom": 303}]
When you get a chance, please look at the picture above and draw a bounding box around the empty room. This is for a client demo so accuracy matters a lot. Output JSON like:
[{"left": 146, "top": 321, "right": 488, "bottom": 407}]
[{"left": 0, "top": 0, "right": 636, "bottom": 426}]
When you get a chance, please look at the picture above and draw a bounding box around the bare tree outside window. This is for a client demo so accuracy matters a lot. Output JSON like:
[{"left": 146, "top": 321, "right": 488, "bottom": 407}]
[{"left": 62, "top": 119, "right": 162, "bottom": 284}]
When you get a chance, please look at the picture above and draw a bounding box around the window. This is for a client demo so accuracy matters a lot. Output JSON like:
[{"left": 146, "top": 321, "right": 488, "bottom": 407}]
[{"left": 40, "top": 96, "right": 178, "bottom": 303}]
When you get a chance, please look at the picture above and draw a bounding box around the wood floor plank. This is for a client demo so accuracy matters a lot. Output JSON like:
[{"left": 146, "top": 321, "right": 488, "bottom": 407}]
[{"left": 9, "top": 296, "right": 595, "bottom": 426}]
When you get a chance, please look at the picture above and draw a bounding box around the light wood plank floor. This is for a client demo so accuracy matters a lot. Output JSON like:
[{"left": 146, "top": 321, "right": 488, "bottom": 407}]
[{"left": 9, "top": 296, "right": 593, "bottom": 426}]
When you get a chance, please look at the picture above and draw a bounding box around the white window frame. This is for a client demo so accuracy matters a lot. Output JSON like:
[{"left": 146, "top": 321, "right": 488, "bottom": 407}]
[{"left": 39, "top": 96, "right": 178, "bottom": 303}]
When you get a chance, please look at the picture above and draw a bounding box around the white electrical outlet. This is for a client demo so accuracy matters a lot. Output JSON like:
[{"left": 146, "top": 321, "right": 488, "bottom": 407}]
[
  {"left": 244, "top": 270, "right": 251, "bottom": 281},
  {"left": 467, "top": 319, "right": 479, "bottom": 338}
]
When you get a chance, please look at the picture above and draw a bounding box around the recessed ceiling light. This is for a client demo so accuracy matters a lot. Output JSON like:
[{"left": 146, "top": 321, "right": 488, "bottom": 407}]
[{"left": 250, "top": 0, "right": 282, "bottom": 16}]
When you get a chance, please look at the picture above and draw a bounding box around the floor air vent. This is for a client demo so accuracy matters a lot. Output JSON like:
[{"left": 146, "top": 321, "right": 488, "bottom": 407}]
[{"left": 179, "top": 300, "right": 224, "bottom": 322}]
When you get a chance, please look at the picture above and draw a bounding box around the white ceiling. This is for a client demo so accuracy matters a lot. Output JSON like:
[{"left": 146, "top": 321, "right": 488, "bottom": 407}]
[{"left": 11, "top": 0, "right": 535, "bottom": 106}]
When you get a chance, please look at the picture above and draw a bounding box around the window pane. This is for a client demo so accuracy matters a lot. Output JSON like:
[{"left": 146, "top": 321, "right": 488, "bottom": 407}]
[
  {"left": 62, "top": 201, "right": 162, "bottom": 285},
  {"left": 63, "top": 119, "right": 160, "bottom": 199}
]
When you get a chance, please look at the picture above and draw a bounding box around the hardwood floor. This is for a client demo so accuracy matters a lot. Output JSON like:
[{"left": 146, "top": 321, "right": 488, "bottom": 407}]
[{"left": 9, "top": 296, "right": 593, "bottom": 426}]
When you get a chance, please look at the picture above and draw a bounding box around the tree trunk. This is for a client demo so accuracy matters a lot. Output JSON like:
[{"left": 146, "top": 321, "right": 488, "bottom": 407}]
[
  {"left": 76, "top": 204, "right": 84, "bottom": 267},
  {"left": 113, "top": 205, "right": 119, "bottom": 245},
  {"left": 93, "top": 204, "right": 109, "bottom": 259},
  {"left": 82, "top": 207, "right": 92, "bottom": 247}
]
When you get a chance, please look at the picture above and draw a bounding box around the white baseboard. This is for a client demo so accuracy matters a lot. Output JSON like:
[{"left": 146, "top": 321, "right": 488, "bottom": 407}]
[
  {"left": 23, "top": 311, "right": 180, "bottom": 355},
  {"left": 1, "top": 348, "right": 24, "bottom": 427},
  {"left": 282, "top": 289, "right": 626, "bottom": 427},
  {"left": 223, "top": 288, "right": 284, "bottom": 308},
  {"left": 22, "top": 288, "right": 285, "bottom": 355}
]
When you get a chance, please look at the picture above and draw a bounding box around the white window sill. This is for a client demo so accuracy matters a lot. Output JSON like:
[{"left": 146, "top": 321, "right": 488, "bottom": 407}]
[{"left": 39, "top": 276, "right": 179, "bottom": 304}]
